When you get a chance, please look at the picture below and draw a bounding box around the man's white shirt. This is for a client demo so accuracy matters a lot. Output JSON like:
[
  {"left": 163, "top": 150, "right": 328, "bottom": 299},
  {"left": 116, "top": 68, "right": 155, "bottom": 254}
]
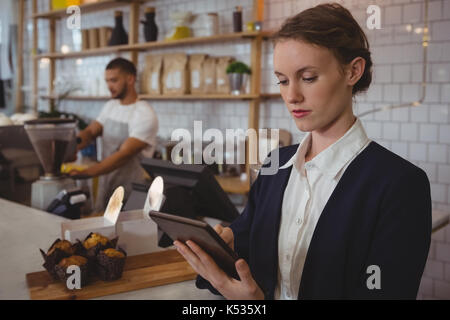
[{"left": 96, "top": 99, "right": 159, "bottom": 158}]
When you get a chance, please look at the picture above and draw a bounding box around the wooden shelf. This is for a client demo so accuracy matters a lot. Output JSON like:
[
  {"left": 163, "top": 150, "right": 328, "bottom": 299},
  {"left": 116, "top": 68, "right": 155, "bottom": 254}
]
[
  {"left": 40, "top": 93, "right": 283, "bottom": 101},
  {"left": 35, "top": 45, "right": 127, "bottom": 59},
  {"left": 127, "top": 31, "right": 272, "bottom": 51},
  {"left": 32, "top": 0, "right": 152, "bottom": 20},
  {"left": 35, "top": 31, "right": 271, "bottom": 60},
  {"left": 260, "top": 93, "right": 282, "bottom": 99},
  {"left": 139, "top": 94, "right": 259, "bottom": 101},
  {"left": 40, "top": 95, "right": 110, "bottom": 101}
]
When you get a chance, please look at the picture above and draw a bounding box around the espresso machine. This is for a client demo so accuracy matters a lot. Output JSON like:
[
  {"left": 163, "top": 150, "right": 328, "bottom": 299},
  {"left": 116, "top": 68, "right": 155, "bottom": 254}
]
[{"left": 24, "top": 118, "right": 87, "bottom": 219}]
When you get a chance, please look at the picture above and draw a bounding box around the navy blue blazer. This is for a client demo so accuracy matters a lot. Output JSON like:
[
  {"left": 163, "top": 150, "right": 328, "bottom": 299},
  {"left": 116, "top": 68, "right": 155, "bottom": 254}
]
[{"left": 197, "top": 141, "right": 432, "bottom": 299}]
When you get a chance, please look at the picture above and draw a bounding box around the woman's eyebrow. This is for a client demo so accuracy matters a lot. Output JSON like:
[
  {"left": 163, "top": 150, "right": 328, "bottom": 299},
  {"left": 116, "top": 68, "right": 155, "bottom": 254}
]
[
  {"left": 274, "top": 66, "right": 317, "bottom": 77},
  {"left": 295, "top": 66, "right": 317, "bottom": 75}
]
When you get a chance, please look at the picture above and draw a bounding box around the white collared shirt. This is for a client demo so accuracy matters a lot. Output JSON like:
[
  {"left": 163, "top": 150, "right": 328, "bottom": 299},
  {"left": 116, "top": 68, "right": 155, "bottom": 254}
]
[
  {"left": 274, "top": 118, "right": 371, "bottom": 300},
  {"left": 96, "top": 99, "right": 158, "bottom": 158}
]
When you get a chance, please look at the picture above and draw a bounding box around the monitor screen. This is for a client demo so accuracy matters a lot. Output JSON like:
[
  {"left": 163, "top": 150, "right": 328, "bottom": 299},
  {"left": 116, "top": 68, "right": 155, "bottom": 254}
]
[
  {"left": 140, "top": 158, "right": 240, "bottom": 223},
  {"left": 140, "top": 158, "right": 240, "bottom": 247}
]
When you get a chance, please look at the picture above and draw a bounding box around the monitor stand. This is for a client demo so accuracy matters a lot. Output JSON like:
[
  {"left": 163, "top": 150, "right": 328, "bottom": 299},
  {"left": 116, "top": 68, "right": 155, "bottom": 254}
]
[{"left": 124, "top": 181, "right": 198, "bottom": 248}]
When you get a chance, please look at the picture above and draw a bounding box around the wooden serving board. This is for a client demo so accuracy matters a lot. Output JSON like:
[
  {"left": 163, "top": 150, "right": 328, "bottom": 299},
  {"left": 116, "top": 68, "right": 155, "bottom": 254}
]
[{"left": 26, "top": 249, "right": 196, "bottom": 300}]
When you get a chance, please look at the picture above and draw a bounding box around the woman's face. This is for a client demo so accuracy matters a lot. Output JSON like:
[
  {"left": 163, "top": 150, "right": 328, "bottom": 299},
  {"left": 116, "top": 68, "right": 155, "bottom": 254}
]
[{"left": 273, "top": 39, "right": 354, "bottom": 133}]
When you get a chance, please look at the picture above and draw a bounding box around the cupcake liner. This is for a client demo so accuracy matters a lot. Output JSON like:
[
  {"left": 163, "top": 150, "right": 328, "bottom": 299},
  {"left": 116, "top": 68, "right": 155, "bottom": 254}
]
[
  {"left": 40, "top": 235, "right": 126, "bottom": 284},
  {"left": 95, "top": 247, "right": 127, "bottom": 281},
  {"left": 54, "top": 257, "right": 91, "bottom": 288},
  {"left": 39, "top": 239, "right": 74, "bottom": 280}
]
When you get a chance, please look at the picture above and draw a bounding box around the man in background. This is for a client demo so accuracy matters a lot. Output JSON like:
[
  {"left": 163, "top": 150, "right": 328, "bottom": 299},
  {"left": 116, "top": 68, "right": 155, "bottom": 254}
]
[{"left": 70, "top": 57, "right": 158, "bottom": 212}]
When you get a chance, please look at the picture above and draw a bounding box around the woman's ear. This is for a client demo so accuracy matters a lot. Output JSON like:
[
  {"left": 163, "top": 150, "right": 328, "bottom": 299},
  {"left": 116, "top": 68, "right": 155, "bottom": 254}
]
[{"left": 346, "top": 57, "right": 366, "bottom": 87}]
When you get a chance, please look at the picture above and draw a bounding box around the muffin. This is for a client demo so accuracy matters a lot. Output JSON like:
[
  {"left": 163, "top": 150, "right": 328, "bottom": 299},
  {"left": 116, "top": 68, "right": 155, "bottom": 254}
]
[
  {"left": 81, "top": 232, "right": 118, "bottom": 261},
  {"left": 71, "top": 240, "right": 87, "bottom": 257},
  {"left": 40, "top": 239, "right": 75, "bottom": 279},
  {"left": 54, "top": 255, "right": 90, "bottom": 287},
  {"left": 95, "top": 247, "right": 127, "bottom": 281}
]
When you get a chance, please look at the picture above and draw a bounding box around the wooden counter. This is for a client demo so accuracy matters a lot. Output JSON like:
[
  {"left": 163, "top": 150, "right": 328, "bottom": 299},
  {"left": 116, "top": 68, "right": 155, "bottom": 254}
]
[
  {"left": 0, "top": 198, "right": 220, "bottom": 300},
  {"left": 215, "top": 175, "right": 250, "bottom": 195},
  {"left": 63, "top": 159, "right": 251, "bottom": 195},
  {"left": 0, "top": 195, "right": 444, "bottom": 300},
  {"left": 0, "top": 198, "right": 448, "bottom": 299}
]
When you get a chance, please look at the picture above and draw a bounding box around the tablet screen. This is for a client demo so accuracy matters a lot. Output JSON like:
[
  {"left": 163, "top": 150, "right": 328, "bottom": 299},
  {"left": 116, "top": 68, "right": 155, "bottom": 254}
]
[{"left": 149, "top": 211, "right": 239, "bottom": 278}]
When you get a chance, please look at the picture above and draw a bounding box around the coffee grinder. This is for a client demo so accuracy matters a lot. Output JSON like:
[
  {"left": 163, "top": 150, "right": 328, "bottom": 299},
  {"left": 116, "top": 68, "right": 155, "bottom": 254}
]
[{"left": 24, "top": 118, "right": 86, "bottom": 218}]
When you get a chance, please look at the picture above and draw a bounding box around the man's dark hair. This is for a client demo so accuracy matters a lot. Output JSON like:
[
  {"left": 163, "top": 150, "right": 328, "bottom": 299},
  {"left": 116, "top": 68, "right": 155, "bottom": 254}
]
[{"left": 105, "top": 57, "right": 137, "bottom": 77}]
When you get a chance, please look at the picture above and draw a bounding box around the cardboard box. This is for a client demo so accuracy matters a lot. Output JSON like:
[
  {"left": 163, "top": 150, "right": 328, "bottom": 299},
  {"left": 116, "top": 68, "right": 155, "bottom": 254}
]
[
  {"left": 61, "top": 178, "right": 166, "bottom": 256},
  {"left": 61, "top": 209, "right": 165, "bottom": 256}
]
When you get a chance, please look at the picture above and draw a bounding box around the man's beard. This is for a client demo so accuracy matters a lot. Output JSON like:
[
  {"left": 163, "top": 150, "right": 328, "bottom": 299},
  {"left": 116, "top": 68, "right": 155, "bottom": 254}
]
[{"left": 112, "top": 86, "right": 127, "bottom": 99}]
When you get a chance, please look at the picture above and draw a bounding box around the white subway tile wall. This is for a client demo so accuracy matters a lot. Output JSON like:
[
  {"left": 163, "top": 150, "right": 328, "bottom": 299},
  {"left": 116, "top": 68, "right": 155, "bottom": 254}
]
[{"left": 23, "top": 0, "right": 450, "bottom": 299}]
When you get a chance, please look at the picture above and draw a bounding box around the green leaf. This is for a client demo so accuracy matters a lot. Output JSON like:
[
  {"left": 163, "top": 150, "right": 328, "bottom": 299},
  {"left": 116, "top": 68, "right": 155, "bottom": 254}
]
[{"left": 226, "top": 61, "right": 251, "bottom": 74}]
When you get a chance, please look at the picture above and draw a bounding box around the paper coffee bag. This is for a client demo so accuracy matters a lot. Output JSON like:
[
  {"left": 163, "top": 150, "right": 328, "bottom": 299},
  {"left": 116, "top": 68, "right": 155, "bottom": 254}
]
[
  {"left": 99, "top": 27, "right": 113, "bottom": 47},
  {"left": 163, "top": 53, "right": 189, "bottom": 95},
  {"left": 188, "top": 54, "right": 207, "bottom": 94},
  {"left": 216, "top": 56, "right": 235, "bottom": 94},
  {"left": 81, "top": 29, "right": 89, "bottom": 50},
  {"left": 203, "top": 57, "right": 217, "bottom": 94},
  {"left": 88, "top": 28, "right": 99, "bottom": 49},
  {"left": 142, "top": 54, "right": 163, "bottom": 95}
]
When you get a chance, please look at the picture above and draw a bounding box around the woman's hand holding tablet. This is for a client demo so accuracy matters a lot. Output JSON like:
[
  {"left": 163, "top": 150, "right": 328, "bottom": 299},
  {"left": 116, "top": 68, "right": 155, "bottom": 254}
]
[
  {"left": 213, "top": 224, "right": 234, "bottom": 251},
  {"left": 174, "top": 239, "right": 264, "bottom": 300},
  {"left": 149, "top": 211, "right": 264, "bottom": 299}
]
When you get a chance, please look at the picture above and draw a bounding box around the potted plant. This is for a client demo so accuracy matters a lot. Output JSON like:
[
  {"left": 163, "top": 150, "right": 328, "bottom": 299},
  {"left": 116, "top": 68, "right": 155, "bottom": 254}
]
[
  {"left": 226, "top": 61, "right": 251, "bottom": 95},
  {"left": 39, "top": 76, "right": 86, "bottom": 128}
]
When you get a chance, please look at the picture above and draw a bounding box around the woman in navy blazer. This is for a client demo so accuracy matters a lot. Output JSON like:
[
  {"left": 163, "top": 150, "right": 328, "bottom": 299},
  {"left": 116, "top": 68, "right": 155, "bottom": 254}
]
[{"left": 174, "top": 3, "right": 431, "bottom": 300}]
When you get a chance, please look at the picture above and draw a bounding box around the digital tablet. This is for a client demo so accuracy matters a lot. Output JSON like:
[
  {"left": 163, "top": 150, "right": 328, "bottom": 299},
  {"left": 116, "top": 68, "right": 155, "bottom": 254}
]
[{"left": 149, "top": 211, "right": 239, "bottom": 278}]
